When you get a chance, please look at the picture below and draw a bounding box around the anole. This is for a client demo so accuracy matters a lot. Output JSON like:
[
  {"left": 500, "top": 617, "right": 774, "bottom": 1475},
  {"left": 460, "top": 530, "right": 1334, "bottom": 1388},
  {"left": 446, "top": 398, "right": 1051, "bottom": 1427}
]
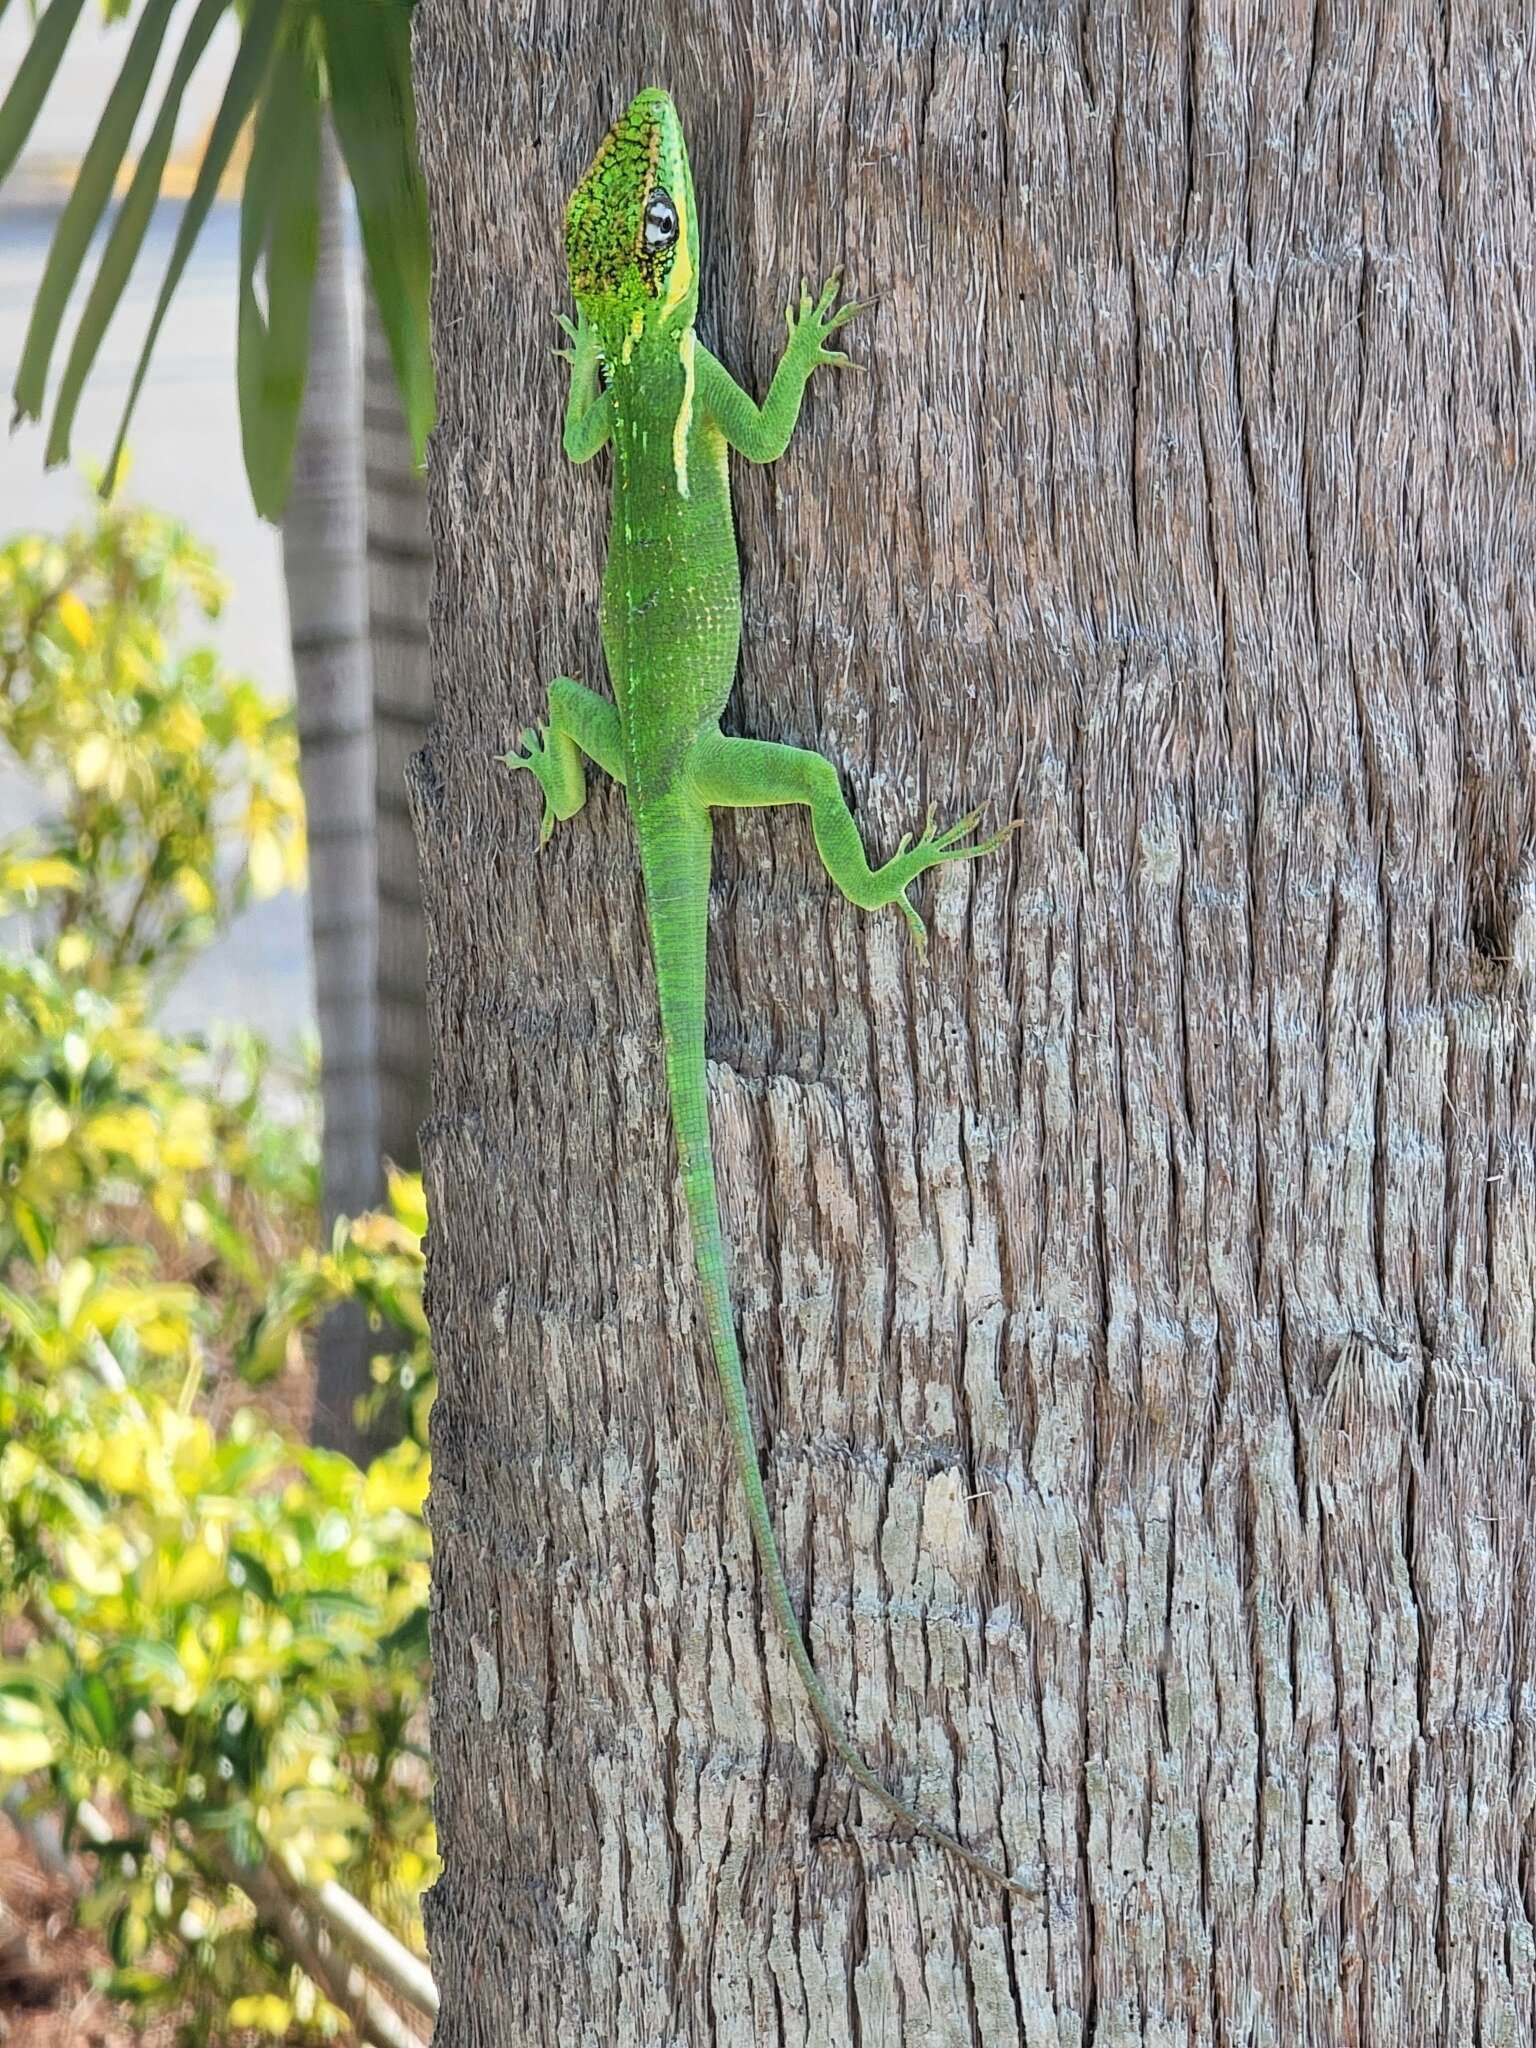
[{"left": 505, "top": 87, "right": 1024, "bottom": 1893}]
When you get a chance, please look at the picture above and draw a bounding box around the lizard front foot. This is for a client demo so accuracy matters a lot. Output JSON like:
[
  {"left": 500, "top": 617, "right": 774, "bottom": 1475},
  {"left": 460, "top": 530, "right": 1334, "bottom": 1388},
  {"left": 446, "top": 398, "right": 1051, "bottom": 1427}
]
[
  {"left": 786, "top": 269, "right": 868, "bottom": 370},
  {"left": 500, "top": 724, "right": 580, "bottom": 846}
]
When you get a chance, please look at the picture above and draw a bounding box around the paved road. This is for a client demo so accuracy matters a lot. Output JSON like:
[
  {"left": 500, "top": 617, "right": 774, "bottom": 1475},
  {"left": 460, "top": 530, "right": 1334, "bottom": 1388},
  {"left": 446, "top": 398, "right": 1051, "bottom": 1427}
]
[{"left": 0, "top": 21, "right": 316, "bottom": 1044}]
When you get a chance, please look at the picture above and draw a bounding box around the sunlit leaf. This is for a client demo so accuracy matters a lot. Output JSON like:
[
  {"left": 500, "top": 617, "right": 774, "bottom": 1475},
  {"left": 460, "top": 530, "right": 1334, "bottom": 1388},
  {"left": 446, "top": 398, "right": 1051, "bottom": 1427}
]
[
  {"left": 174, "top": 864, "right": 216, "bottom": 914},
  {"left": 0, "top": 1729, "right": 53, "bottom": 1773},
  {"left": 246, "top": 828, "right": 286, "bottom": 899},
  {"left": 164, "top": 1535, "right": 226, "bottom": 1605},
  {"left": 363, "top": 1442, "right": 428, "bottom": 1516},
  {"left": 73, "top": 733, "right": 113, "bottom": 790},
  {"left": 95, "top": 1428, "right": 149, "bottom": 1495},
  {"left": 54, "top": 589, "right": 93, "bottom": 646},
  {"left": 228, "top": 1996, "right": 294, "bottom": 2035},
  {"left": 103, "top": 1969, "right": 165, "bottom": 2003},
  {"left": 387, "top": 1168, "right": 428, "bottom": 1242},
  {"left": 61, "top": 1534, "right": 123, "bottom": 1597},
  {"left": 56, "top": 1255, "right": 92, "bottom": 1331},
  {"left": 28, "top": 1096, "right": 72, "bottom": 1152},
  {"left": 0, "top": 850, "right": 79, "bottom": 896}
]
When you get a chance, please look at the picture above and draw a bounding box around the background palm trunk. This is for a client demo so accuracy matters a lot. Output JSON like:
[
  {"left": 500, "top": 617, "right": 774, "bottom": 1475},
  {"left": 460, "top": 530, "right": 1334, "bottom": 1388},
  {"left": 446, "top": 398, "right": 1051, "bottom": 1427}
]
[
  {"left": 281, "top": 119, "right": 380, "bottom": 1456},
  {"left": 411, "top": 7, "right": 1536, "bottom": 2040},
  {"left": 364, "top": 291, "right": 433, "bottom": 1176}
]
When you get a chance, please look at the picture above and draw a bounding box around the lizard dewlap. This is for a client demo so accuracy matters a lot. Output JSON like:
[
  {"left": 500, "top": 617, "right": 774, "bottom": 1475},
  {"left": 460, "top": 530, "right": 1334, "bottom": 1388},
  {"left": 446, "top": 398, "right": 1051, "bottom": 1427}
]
[{"left": 508, "top": 87, "right": 1023, "bottom": 1894}]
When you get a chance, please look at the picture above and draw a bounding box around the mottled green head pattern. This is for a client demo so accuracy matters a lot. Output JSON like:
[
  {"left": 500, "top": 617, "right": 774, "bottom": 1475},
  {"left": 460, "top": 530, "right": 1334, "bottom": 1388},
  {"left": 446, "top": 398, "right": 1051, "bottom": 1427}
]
[{"left": 565, "top": 88, "right": 699, "bottom": 352}]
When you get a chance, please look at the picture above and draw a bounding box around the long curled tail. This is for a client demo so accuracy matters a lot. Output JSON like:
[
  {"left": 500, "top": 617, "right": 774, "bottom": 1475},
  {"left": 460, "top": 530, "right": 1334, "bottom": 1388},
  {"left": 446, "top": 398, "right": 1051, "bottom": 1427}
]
[{"left": 637, "top": 804, "right": 1032, "bottom": 1895}]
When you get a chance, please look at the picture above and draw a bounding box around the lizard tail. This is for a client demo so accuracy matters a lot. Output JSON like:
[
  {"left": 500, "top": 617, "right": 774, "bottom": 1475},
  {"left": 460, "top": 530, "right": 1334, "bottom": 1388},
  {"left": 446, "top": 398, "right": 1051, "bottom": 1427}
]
[{"left": 637, "top": 805, "right": 1030, "bottom": 1896}]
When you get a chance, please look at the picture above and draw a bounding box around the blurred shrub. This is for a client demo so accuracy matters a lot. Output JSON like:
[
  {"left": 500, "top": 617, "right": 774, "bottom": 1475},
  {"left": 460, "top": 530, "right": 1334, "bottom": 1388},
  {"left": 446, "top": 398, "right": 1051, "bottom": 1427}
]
[
  {"left": 0, "top": 502, "right": 305, "bottom": 984},
  {"left": 0, "top": 502, "right": 434, "bottom": 2043},
  {"left": 243, "top": 1167, "right": 434, "bottom": 1451}
]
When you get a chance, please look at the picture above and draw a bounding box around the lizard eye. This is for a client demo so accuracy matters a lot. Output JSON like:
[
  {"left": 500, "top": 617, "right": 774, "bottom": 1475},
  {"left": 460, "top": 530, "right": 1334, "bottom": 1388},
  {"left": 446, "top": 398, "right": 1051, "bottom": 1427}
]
[{"left": 642, "top": 189, "right": 679, "bottom": 251}]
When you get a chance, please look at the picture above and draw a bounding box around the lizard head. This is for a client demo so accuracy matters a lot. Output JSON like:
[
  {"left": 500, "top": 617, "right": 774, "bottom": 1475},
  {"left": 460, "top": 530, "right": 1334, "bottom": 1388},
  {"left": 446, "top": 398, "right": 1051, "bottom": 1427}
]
[{"left": 565, "top": 87, "right": 699, "bottom": 355}]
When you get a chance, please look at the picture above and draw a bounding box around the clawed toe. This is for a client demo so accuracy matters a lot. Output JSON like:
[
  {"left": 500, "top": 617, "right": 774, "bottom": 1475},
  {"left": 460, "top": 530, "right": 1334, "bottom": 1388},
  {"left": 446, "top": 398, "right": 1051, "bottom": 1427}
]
[
  {"left": 898, "top": 893, "right": 928, "bottom": 952},
  {"left": 932, "top": 805, "right": 985, "bottom": 852},
  {"left": 975, "top": 817, "right": 1025, "bottom": 857}
]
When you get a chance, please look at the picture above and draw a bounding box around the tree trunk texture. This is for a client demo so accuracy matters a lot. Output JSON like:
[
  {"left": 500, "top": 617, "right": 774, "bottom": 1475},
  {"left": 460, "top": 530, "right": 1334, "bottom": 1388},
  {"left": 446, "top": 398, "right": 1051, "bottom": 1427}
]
[
  {"left": 364, "top": 290, "right": 434, "bottom": 1175},
  {"left": 282, "top": 120, "right": 383, "bottom": 1457},
  {"left": 410, "top": 7, "right": 1536, "bottom": 2043}
]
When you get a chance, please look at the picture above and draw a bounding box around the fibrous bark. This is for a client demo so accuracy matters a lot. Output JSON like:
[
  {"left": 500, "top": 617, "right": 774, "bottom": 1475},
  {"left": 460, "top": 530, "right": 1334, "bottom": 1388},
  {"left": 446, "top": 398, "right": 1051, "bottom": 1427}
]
[{"left": 412, "top": 6, "right": 1536, "bottom": 2041}]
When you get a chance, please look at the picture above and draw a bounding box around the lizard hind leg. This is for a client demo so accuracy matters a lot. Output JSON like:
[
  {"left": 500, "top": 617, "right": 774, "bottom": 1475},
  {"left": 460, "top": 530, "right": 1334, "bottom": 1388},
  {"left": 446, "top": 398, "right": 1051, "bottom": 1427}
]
[
  {"left": 687, "top": 728, "right": 1014, "bottom": 944},
  {"left": 501, "top": 676, "right": 626, "bottom": 844}
]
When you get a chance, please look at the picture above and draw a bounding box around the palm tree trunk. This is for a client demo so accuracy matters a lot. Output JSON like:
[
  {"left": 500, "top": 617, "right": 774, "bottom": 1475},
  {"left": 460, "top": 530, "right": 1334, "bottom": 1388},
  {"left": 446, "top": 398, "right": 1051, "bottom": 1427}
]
[
  {"left": 411, "top": 8, "right": 1536, "bottom": 2039},
  {"left": 281, "top": 117, "right": 380, "bottom": 1458},
  {"left": 363, "top": 290, "right": 433, "bottom": 1174}
]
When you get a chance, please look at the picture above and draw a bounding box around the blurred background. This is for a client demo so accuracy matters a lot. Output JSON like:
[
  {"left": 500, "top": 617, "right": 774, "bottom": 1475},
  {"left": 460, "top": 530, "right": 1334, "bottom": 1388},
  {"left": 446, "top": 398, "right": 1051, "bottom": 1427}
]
[
  {"left": 1, "top": 7, "right": 308, "bottom": 1042},
  {"left": 0, "top": 2, "right": 439, "bottom": 2040}
]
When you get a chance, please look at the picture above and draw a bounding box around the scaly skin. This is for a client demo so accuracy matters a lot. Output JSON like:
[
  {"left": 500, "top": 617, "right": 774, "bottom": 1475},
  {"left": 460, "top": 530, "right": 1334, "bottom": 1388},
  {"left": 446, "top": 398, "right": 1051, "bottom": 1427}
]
[{"left": 505, "top": 87, "right": 1025, "bottom": 1893}]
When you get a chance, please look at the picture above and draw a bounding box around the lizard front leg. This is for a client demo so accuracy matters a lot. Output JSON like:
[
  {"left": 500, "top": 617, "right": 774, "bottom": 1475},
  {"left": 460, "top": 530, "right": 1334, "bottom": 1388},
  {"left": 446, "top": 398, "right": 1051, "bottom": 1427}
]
[
  {"left": 503, "top": 314, "right": 622, "bottom": 843},
  {"left": 554, "top": 311, "right": 613, "bottom": 462},
  {"left": 687, "top": 729, "right": 1014, "bottom": 946},
  {"left": 695, "top": 272, "right": 862, "bottom": 463},
  {"left": 501, "top": 677, "right": 625, "bottom": 845}
]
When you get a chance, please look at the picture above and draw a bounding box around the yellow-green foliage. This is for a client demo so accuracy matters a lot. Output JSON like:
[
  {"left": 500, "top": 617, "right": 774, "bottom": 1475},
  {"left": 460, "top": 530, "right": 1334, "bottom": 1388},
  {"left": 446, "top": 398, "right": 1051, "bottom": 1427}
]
[
  {"left": 243, "top": 1168, "right": 435, "bottom": 1446},
  {"left": 0, "top": 502, "right": 434, "bottom": 2043},
  {"left": 0, "top": 503, "right": 305, "bottom": 980}
]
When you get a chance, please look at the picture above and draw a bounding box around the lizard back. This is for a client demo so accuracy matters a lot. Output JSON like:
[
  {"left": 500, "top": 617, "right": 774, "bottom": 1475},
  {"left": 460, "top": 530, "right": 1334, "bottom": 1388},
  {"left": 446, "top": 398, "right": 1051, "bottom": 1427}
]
[{"left": 600, "top": 343, "right": 739, "bottom": 805}]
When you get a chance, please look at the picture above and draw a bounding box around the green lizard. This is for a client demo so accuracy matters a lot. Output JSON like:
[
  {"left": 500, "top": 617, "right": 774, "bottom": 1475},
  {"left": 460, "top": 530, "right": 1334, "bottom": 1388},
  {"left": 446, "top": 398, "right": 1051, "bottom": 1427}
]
[{"left": 504, "top": 86, "right": 1024, "bottom": 1893}]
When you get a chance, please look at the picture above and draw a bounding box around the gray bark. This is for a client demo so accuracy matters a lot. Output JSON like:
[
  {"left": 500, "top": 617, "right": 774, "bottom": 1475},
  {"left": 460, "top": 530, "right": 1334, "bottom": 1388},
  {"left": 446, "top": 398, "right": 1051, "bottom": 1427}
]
[
  {"left": 411, "top": 7, "right": 1536, "bottom": 2042},
  {"left": 282, "top": 119, "right": 381, "bottom": 1456},
  {"left": 364, "top": 290, "right": 434, "bottom": 1174}
]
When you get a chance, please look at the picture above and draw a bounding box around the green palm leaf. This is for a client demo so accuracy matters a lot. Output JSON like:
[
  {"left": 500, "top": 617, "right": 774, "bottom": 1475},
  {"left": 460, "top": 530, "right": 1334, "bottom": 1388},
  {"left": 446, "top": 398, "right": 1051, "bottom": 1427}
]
[
  {"left": 320, "top": 0, "right": 433, "bottom": 464},
  {"left": 12, "top": 0, "right": 181, "bottom": 424},
  {"left": 237, "top": 37, "right": 321, "bottom": 519},
  {"left": 0, "top": 0, "right": 90, "bottom": 188},
  {"left": 7, "top": 0, "right": 433, "bottom": 512},
  {"left": 103, "top": 0, "right": 285, "bottom": 494},
  {"left": 44, "top": 0, "right": 229, "bottom": 469}
]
